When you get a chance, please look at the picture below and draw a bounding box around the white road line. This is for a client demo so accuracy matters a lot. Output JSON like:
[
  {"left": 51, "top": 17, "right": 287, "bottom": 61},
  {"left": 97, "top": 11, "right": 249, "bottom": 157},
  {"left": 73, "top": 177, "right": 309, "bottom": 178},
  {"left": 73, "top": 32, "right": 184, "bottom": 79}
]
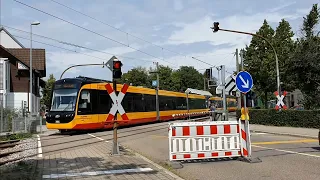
[
  {"left": 42, "top": 168, "right": 154, "bottom": 179},
  {"left": 37, "top": 135, "right": 43, "bottom": 158},
  {"left": 252, "top": 145, "right": 320, "bottom": 158},
  {"left": 253, "top": 132, "right": 267, "bottom": 135},
  {"left": 88, "top": 133, "right": 106, "bottom": 141}
]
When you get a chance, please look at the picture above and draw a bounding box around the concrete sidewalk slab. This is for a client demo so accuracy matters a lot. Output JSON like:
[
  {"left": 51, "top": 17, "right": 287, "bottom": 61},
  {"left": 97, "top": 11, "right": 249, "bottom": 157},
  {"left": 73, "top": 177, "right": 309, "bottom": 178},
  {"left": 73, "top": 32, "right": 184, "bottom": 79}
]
[
  {"left": 250, "top": 124, "right": 319, "bottom": 139},
  {"left": 36, "top": 140, "right": 182, "bottom": 180}
]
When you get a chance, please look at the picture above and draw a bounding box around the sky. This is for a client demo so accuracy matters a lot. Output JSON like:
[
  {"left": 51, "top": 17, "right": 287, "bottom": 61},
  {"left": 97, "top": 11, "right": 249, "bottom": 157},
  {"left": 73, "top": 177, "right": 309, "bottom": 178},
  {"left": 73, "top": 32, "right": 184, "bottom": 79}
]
[{"left": 0, "top": 0, "right": 319, "bottom": 84}]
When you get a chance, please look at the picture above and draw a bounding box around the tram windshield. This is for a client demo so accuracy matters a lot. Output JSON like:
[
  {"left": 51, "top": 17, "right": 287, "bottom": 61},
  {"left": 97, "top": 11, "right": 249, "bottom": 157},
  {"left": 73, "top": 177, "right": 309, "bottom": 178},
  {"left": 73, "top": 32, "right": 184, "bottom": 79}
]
[{"left": 50, "top": 88, "right": 78, "bottom": 112}]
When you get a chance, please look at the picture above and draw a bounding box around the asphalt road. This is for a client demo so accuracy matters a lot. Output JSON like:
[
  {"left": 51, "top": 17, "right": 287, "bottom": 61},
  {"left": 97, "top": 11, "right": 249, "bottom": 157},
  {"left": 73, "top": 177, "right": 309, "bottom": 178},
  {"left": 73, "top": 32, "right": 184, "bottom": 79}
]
[{"left": 40, "top": 119, "right": 320, "bottom": 180}]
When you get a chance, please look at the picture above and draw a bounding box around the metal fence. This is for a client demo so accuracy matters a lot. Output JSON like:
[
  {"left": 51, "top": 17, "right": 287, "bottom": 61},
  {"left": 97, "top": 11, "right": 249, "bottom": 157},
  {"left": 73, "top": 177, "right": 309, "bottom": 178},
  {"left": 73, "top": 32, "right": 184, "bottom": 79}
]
[{"left": 0, "top": 104, "right": 45, "bottom": 135}]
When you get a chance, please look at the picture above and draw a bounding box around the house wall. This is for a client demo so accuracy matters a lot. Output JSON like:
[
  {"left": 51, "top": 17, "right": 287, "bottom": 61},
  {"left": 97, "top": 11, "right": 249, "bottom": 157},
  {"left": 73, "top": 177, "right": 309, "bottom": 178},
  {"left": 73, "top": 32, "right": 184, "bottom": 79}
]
[{"left": 0, "top": 30, "right": 23, "bottom": 48}]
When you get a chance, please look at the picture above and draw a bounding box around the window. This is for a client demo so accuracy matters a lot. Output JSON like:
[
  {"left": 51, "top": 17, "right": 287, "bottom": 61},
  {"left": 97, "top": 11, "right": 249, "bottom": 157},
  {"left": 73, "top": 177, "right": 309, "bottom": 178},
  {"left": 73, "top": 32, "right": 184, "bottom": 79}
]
[
  {"left": 77, "top": 89, "right": 91, "bottom": 114},
  {"left": 97, "top": 90, "right": 112, "bottom": 114},
  {"left": 50, "top": 88, "right": 78, "bottom": 112},
  {"left": 144, "top": 94, "right": 156, "bottom": 112}
]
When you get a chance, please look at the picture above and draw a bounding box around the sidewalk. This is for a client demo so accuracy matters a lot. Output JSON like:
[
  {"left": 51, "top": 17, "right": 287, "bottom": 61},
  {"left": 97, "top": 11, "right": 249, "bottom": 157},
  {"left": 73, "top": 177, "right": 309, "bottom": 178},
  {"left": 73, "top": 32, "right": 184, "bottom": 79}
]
[
  {"left": 36, "top": 140, "right": 181, "bottom": 180},
  {"left": 250, "top": 124, "right": 319, "bottom": 139}
]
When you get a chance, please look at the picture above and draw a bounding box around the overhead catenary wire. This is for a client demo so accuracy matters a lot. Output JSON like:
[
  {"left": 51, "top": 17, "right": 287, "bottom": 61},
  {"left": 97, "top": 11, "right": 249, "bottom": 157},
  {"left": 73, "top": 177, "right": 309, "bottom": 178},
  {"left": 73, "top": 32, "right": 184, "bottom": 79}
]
[
  {"left": 12, "top": 0, "right": 175, "bottom": 66},
  {"left": 3, "top": 25, "right": 154, "bottom": 62},
  {"left": 11, "top": 33, "right": 154, "bottom": 66},
  {"left": 48, "top": 0, "right": 201, "bottom": 58},
  {"left": 13, "top": 0, "right": 233, "bottom": 69}
]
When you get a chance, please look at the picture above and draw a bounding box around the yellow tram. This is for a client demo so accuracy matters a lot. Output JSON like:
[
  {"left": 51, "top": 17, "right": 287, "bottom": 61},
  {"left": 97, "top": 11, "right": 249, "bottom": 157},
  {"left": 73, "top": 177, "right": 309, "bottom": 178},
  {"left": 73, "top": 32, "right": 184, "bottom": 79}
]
[{"left": 46, "top": 77, "right": 209, "bottom": 131}]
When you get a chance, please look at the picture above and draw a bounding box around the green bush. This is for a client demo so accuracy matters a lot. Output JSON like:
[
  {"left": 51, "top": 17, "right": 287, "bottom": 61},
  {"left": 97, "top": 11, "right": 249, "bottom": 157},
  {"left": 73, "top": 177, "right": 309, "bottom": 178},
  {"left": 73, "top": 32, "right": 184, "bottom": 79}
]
[
  {"left": 236, "top": 109, "right": 320, "bottom": 129},
  {"left": 0, "top": 133, "right": 33, "bottom": 141}
]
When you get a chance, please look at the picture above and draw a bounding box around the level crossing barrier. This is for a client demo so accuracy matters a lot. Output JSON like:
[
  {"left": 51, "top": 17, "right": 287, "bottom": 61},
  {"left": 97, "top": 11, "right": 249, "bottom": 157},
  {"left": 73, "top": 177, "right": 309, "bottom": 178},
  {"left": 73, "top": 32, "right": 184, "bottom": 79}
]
[{"left": 168, "top": 118, "right": 250, "bottom": 161}]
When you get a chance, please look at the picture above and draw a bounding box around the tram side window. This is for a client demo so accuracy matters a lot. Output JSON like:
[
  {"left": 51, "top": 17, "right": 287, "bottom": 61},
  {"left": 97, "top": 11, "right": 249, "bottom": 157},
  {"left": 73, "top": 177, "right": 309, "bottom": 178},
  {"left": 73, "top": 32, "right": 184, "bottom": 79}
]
[
  {"left": 176, "top": 97, "right": 186, "bottom": 110},
  {"left": 78, "top": 89, "right": 92, "bottom": 115},
  {"left": 144, "top": 94, "right": 156, "bottom": 112},
  {"left": 98, "top": 90, "right": 112, "bottom": 114},
  {"left": 133, "top": 93, "right": 145, "bottom": 112}
]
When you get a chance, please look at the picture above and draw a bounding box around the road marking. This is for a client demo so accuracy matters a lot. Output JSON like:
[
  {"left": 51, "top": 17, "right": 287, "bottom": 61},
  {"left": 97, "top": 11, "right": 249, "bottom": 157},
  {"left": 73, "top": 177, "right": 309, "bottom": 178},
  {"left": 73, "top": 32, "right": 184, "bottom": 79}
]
[
  {"left": 252, "top": 139, "right": 318, "bottom": 145},
  {"left": 252, "top": 145, "right": 320, "bottom": 158},
  {"left": 254, "top": 132, "right": 267, "bottom": 135},
  {"left": 37, "top": 135, "right": 42, "bottom": 158},
  {"left": 88, "top": 133, "right": 108, "bottom": 142},
  {"left": 42, "top": 168, "right": 154, "bottom": 179}
]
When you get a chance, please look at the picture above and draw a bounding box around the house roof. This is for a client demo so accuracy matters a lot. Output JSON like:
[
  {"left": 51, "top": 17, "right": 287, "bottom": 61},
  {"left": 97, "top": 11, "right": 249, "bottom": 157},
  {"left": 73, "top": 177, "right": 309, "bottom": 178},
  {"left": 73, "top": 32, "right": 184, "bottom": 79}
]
[
  {"left": 6, "top": 48, "right": 46, "bottom": 72},
  {"left": 0, "top": 26, "right": 25, "bottom": 48},
  {"left": 0, "top": 45, "right": 46, "bottom": 88}
]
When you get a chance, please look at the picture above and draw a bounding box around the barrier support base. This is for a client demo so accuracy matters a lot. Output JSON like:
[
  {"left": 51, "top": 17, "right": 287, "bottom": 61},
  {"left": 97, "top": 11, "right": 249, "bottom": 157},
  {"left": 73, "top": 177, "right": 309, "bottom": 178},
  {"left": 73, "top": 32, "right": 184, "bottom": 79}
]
[
  {"left": 167, "top": 161, "right": 184, "bottom": 169},
  {"left": 238, "top": 156, "right": 262, "bottom": 163}
]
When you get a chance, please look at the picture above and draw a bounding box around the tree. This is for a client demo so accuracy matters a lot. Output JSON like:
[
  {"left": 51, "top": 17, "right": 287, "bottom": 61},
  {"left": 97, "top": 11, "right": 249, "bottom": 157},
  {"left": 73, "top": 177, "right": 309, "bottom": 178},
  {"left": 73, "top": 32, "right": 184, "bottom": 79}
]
[
  {"left": 120, "top": 66, "right": 150, "bottom": 87},
  {"left": 40, "top": 74, "right": 56, "bottom": 108},
  {"left": 302, "top": 4, "right": 319, "bottom": 38},
  {"left": 289, "top": 4, "right": 320, "bottom": 109},
  {"left": 172, "top": 66, "right": 205, "bottom": 92},
  {"left": 243, "top": 20, "right": 276, "bottom": 108},
  {"left": 149, "top": 65, "right": 175, "bottom": 91}
]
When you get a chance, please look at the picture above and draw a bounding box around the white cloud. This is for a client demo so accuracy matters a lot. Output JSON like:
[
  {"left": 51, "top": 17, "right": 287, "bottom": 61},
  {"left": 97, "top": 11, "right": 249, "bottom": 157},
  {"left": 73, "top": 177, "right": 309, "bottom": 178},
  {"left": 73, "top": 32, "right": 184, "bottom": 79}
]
[
  {"left": 166, "top": 11, "right": 303, "bottom": 48},
  {"left": 268, "top": 1, "right": 297, "bottom": 12}
]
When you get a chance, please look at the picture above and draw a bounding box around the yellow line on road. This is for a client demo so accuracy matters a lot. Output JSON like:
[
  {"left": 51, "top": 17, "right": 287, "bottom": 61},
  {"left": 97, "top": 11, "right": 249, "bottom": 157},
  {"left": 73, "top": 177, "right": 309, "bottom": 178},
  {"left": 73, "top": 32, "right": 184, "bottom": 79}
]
[{"left": 252, "top": 139, "right": 318, "bottom": 145}]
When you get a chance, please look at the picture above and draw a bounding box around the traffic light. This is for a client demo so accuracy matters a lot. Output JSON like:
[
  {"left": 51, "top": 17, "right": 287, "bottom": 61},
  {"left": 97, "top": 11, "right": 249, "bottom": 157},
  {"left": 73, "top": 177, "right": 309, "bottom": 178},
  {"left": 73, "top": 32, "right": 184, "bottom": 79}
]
[
  {"left": 113, "top": 60, "right": 122, "bottom": 79},
  {"left": 212, "top": 22, "right": 219, "bottom": 32},
  {"left": 205, "top": 69, "right": 211, "bottom": 79}
]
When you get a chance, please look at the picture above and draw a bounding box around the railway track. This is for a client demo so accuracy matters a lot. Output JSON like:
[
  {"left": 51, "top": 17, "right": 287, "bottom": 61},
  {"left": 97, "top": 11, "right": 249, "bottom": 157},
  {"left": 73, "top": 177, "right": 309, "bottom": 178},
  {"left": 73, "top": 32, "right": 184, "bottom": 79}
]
[{"left": 0, "top": 140, "right": 22, "bottom": 166}]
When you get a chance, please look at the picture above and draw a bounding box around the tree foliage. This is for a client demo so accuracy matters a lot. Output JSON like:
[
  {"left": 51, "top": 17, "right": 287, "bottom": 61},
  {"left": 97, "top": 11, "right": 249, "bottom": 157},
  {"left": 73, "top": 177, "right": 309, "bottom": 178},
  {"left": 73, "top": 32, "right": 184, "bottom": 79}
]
[
  {"left": 243, "top": 3, "right": 320, "bottom": 109},
  {"left": 40, "top": 74, "right": 56, "bottom": 109},
  {"left": 120, "top": 65, "right": 213, "bottom": 92},
  {"left": 288, "top": 4, "right": 320, "bottom": 109},
  {"left": 243, "top": 20, "right": 277, "bottom": 107}
]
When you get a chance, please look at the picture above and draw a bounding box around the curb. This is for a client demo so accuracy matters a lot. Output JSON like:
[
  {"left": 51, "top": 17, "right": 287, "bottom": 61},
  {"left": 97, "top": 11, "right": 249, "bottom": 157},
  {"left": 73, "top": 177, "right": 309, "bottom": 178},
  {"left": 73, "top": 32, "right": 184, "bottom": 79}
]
[
  {"left": 122, "top": 146, "right": 184, "bottom": 180},
  {"left": 251, "top": 130, "right": 318, "bottom": 139}
]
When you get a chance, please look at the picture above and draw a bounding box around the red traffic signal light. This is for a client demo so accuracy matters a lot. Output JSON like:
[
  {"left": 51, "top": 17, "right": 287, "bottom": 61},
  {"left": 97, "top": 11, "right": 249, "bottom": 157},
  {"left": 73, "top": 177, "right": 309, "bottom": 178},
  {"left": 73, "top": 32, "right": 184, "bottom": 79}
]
[
  {"left": 113, "top": 61, "right": 122, "bottom": 69},
  {"left": 113, "top": 60, "right": 122, "bottom": 79}
]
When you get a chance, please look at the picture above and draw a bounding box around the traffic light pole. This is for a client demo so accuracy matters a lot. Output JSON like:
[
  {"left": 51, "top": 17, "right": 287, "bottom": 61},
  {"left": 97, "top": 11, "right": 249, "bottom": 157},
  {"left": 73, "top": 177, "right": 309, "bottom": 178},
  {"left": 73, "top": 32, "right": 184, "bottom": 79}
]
[
  {"left": 112, "top": 79, "right": 120, "bottom": 155},
  {"left": 240, "top": 51, "right": 251, "bottom": 157},
  {"left": 211, "top": 24, "right": 281, "bottom": 107}
]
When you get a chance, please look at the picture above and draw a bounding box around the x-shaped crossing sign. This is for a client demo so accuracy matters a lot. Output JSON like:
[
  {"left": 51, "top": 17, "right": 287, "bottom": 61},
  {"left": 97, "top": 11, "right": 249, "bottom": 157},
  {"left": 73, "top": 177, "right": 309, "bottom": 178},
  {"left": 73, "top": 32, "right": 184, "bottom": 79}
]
[
  {"left": 105, "top": 83, "right": 129, "bottom": 121},
  {"left": 274, "top": 91, "right": 287, "bottom": 110}
]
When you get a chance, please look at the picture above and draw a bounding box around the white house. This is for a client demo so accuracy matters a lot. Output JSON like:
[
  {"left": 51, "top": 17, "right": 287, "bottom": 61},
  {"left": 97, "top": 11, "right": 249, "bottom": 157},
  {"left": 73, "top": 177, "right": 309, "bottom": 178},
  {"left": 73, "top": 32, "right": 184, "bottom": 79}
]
[{"left": 0, "top": 26, "right": 46, "bottom": 116}]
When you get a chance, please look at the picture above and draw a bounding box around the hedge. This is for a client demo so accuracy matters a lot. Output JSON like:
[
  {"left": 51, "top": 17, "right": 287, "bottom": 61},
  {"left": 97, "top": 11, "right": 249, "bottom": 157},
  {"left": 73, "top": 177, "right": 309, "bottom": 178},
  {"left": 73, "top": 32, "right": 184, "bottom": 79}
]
[{"left": 236, "top": 109, "right": 320, "bottom": 129}]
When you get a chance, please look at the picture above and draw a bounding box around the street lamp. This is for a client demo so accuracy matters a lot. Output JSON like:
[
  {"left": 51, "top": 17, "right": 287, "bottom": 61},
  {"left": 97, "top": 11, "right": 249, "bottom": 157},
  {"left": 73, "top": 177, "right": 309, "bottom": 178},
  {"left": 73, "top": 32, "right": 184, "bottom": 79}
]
[
  {"left": 210, "top": 22, "right": 281, "bottom": 99},
  {"left": 30, "top": 21, "right": 40, "bottom": 115}
]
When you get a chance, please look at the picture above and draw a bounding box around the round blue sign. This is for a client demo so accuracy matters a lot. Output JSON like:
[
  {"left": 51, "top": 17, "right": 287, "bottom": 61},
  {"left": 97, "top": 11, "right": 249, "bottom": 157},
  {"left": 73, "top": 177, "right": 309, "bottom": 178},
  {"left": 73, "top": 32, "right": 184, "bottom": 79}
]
[{"left": 235, "top": 71, "right": 253, "bottom": 93}]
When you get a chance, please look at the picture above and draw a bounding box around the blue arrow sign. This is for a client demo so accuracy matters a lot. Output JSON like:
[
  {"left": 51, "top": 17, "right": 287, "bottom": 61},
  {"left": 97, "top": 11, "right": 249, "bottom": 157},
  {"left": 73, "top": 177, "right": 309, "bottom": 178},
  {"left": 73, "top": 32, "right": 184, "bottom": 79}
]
[
  {"left": 235, "top": 71, "right": 253, "bottom": 93},
  {"left": 152, "top": 80, "right": 157, "bottom": 87}
]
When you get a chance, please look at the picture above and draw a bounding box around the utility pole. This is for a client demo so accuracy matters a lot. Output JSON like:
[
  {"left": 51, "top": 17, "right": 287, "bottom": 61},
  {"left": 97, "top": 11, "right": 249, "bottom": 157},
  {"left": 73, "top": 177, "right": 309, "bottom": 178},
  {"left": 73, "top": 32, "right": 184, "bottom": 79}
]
[
  {"left": 155, "top": 62, "right": 160, "bottom": 121},
  {"left": 203, "top": 78, "right": 206, "bottom": 91},
  {"left": 235, "top": 49, "right": 241, "bottom": 109},
  {"left": 221, "top": 65, "right": 227, "bottom": 121}
]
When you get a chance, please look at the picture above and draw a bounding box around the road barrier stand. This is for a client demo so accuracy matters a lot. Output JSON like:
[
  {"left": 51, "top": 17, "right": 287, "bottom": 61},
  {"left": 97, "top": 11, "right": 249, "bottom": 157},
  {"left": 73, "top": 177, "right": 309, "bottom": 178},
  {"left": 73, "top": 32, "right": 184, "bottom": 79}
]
[{"left": 168, "top": 119, "right": 261, "bottom": 164}]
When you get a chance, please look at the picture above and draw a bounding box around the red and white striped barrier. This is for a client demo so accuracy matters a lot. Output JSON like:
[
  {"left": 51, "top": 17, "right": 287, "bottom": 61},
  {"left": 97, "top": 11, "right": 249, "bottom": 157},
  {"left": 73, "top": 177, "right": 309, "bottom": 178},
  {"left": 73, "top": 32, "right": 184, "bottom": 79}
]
[
  {"left": 168, "top": 119, "right": 250, "bottom": 161},
  {"left": 105, "top": 83, "right": 129, "bottom": 121}
]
